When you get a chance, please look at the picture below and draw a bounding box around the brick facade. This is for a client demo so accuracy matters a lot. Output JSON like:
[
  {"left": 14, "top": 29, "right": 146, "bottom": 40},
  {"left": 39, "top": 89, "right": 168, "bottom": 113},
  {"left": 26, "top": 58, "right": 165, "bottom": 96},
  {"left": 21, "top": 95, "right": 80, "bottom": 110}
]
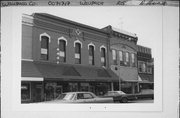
[{"left": 21, "top": 13, "right": 153, "bottom": 103}]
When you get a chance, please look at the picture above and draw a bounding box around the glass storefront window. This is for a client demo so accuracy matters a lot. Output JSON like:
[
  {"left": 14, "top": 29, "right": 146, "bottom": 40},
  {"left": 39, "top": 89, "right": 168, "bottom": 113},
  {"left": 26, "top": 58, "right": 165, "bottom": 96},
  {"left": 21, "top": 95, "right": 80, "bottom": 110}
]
[
  {"left": 69, "top": 83, "right": 78, "bottom": 92},
  {"left": 80, "top": 83, "right": 90, "bottom": 91},
  {"left": 21, "top": 82, "right": 30, "bottom": 101}
]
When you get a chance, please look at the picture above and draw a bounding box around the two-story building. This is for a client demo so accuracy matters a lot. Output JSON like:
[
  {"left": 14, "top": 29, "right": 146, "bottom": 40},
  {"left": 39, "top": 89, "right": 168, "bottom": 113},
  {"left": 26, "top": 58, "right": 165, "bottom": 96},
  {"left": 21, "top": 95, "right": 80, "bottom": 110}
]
[
  {"left": 102, "top": 26, "right": 139, "bottom": 94},
  {"left": 137, "top": 45, "right": 154, "bottom": 91},
  {"left": 21, "top": 13, "right": 140, "bottom": 103}
]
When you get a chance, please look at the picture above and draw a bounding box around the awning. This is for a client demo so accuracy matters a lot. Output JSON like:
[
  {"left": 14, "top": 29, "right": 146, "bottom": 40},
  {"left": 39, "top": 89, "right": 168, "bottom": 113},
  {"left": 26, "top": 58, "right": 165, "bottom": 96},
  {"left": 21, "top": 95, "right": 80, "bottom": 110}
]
[
  {"left": 138, "top": 74, "right": 154, "bottom": 83},
  {"left": 21, "top": 60, "right": 42, "bottom": 77},
  {"left": 22, "top": 77, "right": 43, "bottom": 81},
  {"left": 73, "top": 65, "right": 119, "bottom": 82},
  {"left": 111, "top": 67, "right": 139, "bottom": 82},
  {"left": 34, "top": 61, "right": 81, "bottom": 79},
  {"left": 22, "top": 60, "right": 119, "bottom": 82}
]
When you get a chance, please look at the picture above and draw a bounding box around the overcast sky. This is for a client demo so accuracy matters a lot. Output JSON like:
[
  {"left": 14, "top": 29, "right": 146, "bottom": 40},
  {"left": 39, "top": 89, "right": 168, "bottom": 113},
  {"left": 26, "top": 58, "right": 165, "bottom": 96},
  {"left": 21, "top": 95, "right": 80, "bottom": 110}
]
[{"left": 23, "top": 6, "right": 179, "bottom": 56}]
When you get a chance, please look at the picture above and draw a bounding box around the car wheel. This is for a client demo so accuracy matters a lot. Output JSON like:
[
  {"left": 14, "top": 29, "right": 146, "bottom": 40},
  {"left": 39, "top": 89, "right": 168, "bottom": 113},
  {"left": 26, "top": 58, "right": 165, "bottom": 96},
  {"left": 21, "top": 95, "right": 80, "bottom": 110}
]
[{"left": 121, "top": 98, "right": 128, "bottom": 103}]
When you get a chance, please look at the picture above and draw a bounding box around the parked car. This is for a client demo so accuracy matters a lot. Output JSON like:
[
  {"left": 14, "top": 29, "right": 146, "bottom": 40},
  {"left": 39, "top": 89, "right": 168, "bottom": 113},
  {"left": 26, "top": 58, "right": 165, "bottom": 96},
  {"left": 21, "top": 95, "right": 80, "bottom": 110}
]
[
  {"left": 103, "top": 91, "right": 136, "bottom": 103},
  {"left": 103, "top": 89, "right": 154, "bottom": 103},
  {"left": 136, "top": 89, "right": 154, "bottom": 99},
  {"left": 43, "top": 92, "right": 114, "bottom": 103}
]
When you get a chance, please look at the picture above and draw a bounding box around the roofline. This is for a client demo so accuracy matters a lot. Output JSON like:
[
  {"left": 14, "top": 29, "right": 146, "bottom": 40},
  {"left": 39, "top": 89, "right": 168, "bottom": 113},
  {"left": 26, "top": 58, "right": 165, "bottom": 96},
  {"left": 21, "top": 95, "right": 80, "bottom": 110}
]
[
  {"left": 33, "top": 13, "right": 108, "bottom": 35},
  {"left": 137, "top": 44, "right": 151, "bottom": 50}
]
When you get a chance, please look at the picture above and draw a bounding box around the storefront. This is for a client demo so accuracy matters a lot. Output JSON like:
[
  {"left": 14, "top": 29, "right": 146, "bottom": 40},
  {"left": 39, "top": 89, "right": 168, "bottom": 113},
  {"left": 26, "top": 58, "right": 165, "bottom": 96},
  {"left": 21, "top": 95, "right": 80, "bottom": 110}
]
[
  {"left": 138, "top": 74, "right": 154, "bottom": 92},
  {"left": 21, "top": 60, "right": 119, "bottom": 103},
  {"left": 43, "top": 81, "right": 112, "bottom": 101},
  {"left": 21, "top": 77, "right": 44, "bottom": 103},
  {"left": 121, "top": 81, "right": 139, "bottom": 94}
]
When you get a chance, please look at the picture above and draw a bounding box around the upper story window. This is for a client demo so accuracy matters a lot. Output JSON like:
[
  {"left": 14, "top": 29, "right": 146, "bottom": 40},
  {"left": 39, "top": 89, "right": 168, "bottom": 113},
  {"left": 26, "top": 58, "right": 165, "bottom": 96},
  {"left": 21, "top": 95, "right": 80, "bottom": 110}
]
[
  {"left": 138, "top": 61, "right": 146, "bottom": 73},
  {"left": 119, "top": 51, "right": 123, "bottom": 66},
  {"left": 131, "top": 53, "right": 136, "bottom": 67},
  {"left": 88, "top": 44, "right": 95, "bottom": 65},
  {"left": 124, "top": 52, "right": 130, "bottom": 66},
  {"left": 58, "top": 38, "right": 67, "bottom": 63},
  {"left": 112, "top": 49, "right": 117, "bottom": 65},
  {"left": 75, "top": 43, "right": 81, "bottom": 64},
  {"left": 40, "top": 33, "right": 50, "bottom": 60},
  {"left": 100, "top": 47, "right": 106, "bottom": 67},
  {"left": 146, "top": 62, "right": 152, "bottom": 74}
]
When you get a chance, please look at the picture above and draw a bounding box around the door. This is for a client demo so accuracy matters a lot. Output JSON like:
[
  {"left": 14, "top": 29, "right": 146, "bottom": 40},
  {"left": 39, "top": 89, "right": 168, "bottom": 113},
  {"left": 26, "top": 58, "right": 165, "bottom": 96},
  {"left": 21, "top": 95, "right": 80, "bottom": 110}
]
[
  {"left": 76, "top": 93, "right": 95, "bottom": 103},
  {"left": 55, "top": 86, "right": 63, "bottom": 98}
]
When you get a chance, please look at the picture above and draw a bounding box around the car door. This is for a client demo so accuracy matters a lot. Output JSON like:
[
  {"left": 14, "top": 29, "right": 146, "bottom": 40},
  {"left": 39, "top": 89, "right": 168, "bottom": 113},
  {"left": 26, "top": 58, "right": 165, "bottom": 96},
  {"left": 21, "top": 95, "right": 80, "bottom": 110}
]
[
  {"left": 76, "top": 93, "right": 86, "bottom": 103},
  {"left": 83, "top": 93, "right": 96, "bottom": 103}
]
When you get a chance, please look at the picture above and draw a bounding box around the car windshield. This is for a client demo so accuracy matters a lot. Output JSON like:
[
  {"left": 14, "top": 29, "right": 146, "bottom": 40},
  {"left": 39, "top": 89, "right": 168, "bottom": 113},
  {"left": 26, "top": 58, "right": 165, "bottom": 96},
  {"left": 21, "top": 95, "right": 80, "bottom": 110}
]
[{"left": 57, "top": 93, "right": 75, "bottom": 100}]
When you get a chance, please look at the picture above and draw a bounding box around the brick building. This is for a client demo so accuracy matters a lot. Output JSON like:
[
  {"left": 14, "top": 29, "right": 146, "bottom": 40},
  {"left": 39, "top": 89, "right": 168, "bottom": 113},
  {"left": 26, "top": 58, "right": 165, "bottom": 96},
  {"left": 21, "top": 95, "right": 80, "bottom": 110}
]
[
  {"left": 137, "top": 45, "right": 154, "bottom": 91},
  {"left": 21, "top": 13, "right": 143, "bottom": 103}
]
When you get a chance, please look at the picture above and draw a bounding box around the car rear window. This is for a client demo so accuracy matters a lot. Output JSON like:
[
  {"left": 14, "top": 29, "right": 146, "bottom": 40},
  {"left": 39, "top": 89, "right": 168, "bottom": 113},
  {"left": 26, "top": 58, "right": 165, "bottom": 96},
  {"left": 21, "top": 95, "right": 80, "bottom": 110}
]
[{"left": 57, "top": 93, "right": 75, "bottom": 100}]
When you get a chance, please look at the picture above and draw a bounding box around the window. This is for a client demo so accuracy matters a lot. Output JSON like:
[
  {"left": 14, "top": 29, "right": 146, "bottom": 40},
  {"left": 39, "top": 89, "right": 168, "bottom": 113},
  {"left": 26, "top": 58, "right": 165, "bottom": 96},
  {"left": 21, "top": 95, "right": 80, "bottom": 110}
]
[
  {"left": 146, "top": 62, "right": 152, "bottom": 74},
  {"left": 40, "top": 36, "right": 49, "bottom": 60},
  {"left": 75, "top": 43, "right": 81, "bottom": 64},
  {"left": 59, "top": 40, "right": 66, "bottom": 62},
  {"left": 112, "top": 50, "right": 117, "bottom": 65},
  {"left": 101, "top": 47, "right": 106, "bottom": 67},
  {"left": 89, "top": 45, "right": 95, "bottom": 65},
  {"left": 138, "top": 61, "right": 146, "bottom": 73},
  {"left": 142, "top": 63, "right": 146, "bottom": 72},
  {"left": 138, "top": 61, "right": 143, "bottom": 72},
  {"left": 21, "top": 82, "right": 30, "bottom": 101},
  {"left": 119, "top": 51, "right": 123, "bottom": 66},
  {"left": 147, "top": 67, "right": 152, "bottom": 74},
  {"left": 77, "top": 93, "right": 94, "bottom": 99},
  {"left": 83, "top": 93, "right": 93, "bottom": 99},
  {"left": 124, "top": 52, "right": 130, "bottom": 66},
  {"left": 131, "top": 53, "right": 136, "bottom": 67}
]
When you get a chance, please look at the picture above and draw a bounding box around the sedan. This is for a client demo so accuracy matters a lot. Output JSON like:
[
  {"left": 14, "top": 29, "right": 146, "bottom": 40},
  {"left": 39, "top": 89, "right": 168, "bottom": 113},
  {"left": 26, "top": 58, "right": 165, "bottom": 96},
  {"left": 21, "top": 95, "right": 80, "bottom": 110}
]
[
  {"left": 103, "top": 91, "right": 131, "bottom": 103},
  {"left": 44, "top": 92, "right": 114, "bottom": 103}
]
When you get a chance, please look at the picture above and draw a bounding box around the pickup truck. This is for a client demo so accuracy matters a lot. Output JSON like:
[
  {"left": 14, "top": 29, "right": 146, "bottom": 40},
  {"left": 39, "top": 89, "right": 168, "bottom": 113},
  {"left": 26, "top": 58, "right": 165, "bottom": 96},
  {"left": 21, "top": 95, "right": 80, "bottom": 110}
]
[
  {"left": 43, "top": 92, "right": 114, "bottom": 103},
  {"left": 103, "top": 90, "right": 154, "bottom": 103}
]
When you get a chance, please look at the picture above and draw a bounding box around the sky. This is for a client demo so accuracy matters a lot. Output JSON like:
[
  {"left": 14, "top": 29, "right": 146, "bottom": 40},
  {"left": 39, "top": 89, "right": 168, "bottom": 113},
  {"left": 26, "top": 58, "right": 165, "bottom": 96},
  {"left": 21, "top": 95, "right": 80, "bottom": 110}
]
[{"left": 22, "top": 6, "right": 179, "bottom": 57}]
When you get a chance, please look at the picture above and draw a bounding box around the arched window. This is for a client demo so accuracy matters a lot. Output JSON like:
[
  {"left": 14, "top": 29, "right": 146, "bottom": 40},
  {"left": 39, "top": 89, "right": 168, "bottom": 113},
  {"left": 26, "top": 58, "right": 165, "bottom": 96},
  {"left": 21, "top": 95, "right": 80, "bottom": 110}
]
[
  {"left": 112, "top": 49, "right": 117, "bottom": 65},
  {"left": 131, "top": 53, "right": 136, "bottom": 67},
  {"left": 59, "top": 40, "right": 66, "bottom": 62},
  {"left": 40, "top": 35, "right": 49, "bottom": 60},
  {"left": 119, "top": 50, "right": 123, "bottom": 66},
  {"left": 124, "top": 52, "right": 130, "bottom": 66},
  {"left": 75, "top": 43, "right": 81, "bottom": 64},
  {"left": 100, "top": 47, "right": 106, "bottom": 67},
  {"left": 89, "top": 45, "right": 95, "bottom": 65}
]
